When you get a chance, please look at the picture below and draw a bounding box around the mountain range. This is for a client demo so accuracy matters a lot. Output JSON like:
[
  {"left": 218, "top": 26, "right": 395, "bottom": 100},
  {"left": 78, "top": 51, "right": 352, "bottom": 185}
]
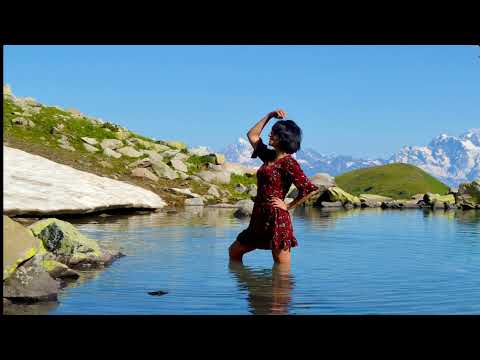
[{"left": 218, "top": 129, "right": 480, "bottom": 188}]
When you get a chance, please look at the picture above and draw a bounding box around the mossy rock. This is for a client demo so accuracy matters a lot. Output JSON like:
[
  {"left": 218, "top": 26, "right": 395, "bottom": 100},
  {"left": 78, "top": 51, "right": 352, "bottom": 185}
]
[
  {"left": 322, "top": 186, "right": 361, "bottom": 205},
  {"left": 29, "top": 218, "right": 102, "bottom": 259}
]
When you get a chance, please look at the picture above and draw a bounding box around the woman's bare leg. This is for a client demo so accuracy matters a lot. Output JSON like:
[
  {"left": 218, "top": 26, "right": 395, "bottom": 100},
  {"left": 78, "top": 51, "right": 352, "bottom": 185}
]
[
  {"left": 272, "top": 247, "right": 291, "bottom": 264},
  {"left": 229, "top": 240, "right": 256, "bottom": 263}
]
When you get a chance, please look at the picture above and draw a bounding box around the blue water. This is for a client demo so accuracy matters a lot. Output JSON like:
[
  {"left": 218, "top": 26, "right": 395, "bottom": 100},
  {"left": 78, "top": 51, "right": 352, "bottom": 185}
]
[{"left": 43, "top": 207, "right": 480, "bottom": 314}]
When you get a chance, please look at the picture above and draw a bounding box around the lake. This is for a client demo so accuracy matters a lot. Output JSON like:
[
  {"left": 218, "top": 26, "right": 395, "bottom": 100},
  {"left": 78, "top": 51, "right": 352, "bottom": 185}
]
[{"left": 8, "top": 207, "right": 480, "bottom": 315}]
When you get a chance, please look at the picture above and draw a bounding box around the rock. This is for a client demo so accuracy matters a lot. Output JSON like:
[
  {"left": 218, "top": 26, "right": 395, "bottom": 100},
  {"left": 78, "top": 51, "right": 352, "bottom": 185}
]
[
  {"left": 172, "top": 153, "right": 189, "bottom": 162},
  {"left": 41, "top": 259, "right": 80, "bottom": 280},
  {"left": 152, "top": 143, "right": 171, "bottom": 152},
  {"left": 170, "top": 159, "right": 188, "bottom": 172},
  {"left": 59, "top": 143, "right": 76, "bottom": 151},
  {"left": 359, "top": 194, "right": 393, "bottom": 207},
  {"left": 103, "top": 147, "right": 122, "bottom": 158},
  {"left": 166, "top": 141, "right": 187, "bottom": 150},
  {"left": 163, "top": 150, "right": 181, "bottom": 158},
  {"left": 178, "top": 171, "right": 189, "bottom": 180},
  {"left": 83, "top": 143, "right": 99, "bottom": 153},
  {"left": 66, "top": 108, "right": 82, "bottom": 117},
  {"left": 222, "top": 162, "right": 258, "bottom": 176},
  {"left": 128, "top": 158, "right": 152, "bottom": 168},
  {"left": 320, "top": 186, "right": 361, "bottom": 206},
  {"left": 234, "top": 183, "right": 247, "bottom": 193},
  {"left": 29, "top": 218, "right": 124, "bottom": 269},
  {"left": 3, "top": 216, "right": 45, "bottom": 280},
  {"left": 4, "top": 146, "right": 166, "bottom": 216},
  {"left": 233, "top": 199, "right": 254, "bottom": 218},
  {"left": 213, "top": 153, "right": 225, "bottom": 165},
  {"left": 81, "top": 137, "right": 98, "bottom": 146},
  {"left": 411, "top": 193, "right": 425, "bottom": 201},
  {"left": 115, "top": 130, "right": 131, "bottom": 140},
  {"left": 167, "top": 188, "right": 202, "bottom": 198},
  {"left": 99, "top": 160, "right": 114, "bottom": 169},
  {"left": 117, "top": 146, "right": 143, "bottom": 158},
  {"left": 310, "top": 173, "right": 336, "bottom": 188},
  {"left": 246, "top": 184, "right": 257, "bottom": 197},
  {"left": 207, "top": 163, "right": 224, "bottom": 171},
  {"left": 320, "top": 201, "right": 343, "bottom": 208},
  {"left": 184, "top": 197, "right": 204, "bottom": 206},
  {"left": 3, "top": 256, "right": 60, "bottom": 303},
  {"left": 142, "top": 150, "right": 164, "bottom": 161},
  {"left": 151, "top": 161, "right": 178, "bottom": 180},
  {"left": 12, "top": 117, "right": 35, "bottom": 127},
  {"left": 188, "top": 146, "right": 210, "bottom": 156},
  {"left": 51, "top": 123, "right": 65, "bottom": 134},
  {"left": 197, "top": 170, "right": 231, "bottom": 184},
  {"left": 100, "top": 138, "right": 124, "bottom": 150},
  {"left": 207, "top": 185, "right": 221, "bottom": 198},
  {"left": 4, "top": 84, "right": 12, "bottom": 96},
  {"left": 344, "top": 203, "right": 354, "bottom": 210},
  {"left": 131, "top": 168, "right": 159, "bottom": 181},
  {"left": 457, "top": 179, "right": 480, "bottom": 208},
  {"left": 423, "top": 193, "right": 456, "bottom": 207}
]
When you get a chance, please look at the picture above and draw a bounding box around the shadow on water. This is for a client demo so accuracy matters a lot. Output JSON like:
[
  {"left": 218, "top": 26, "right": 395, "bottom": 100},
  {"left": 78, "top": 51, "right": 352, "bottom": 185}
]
[{"left": 228, "top": 262, "right": 295, "bottom": 315}]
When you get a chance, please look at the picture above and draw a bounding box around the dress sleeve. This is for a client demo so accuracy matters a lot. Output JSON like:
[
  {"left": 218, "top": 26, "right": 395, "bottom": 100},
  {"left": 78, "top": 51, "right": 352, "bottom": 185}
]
[
  {"left": 283, "top": 157, "right": 319, "bottom": 199},
  {"left": 251, "top": 138, "right": 276, "bottom": 164}
]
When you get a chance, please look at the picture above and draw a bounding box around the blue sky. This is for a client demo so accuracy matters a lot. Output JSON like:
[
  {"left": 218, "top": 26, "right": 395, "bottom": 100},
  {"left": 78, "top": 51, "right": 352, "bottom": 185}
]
[{"left": 4, "top": 45, "right": 479, "bottom": 159}]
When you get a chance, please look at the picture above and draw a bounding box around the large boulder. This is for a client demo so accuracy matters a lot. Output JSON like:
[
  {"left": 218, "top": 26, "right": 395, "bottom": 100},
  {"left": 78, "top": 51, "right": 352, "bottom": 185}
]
[
  {"left": 189, "top": 146, "right": 210, "bottom": 156},
  {"left": 456, "top": 179, "right": 480, "bottom": 209},
  {"left": 166, "top": 141, "right": 187, "bottom": 150},
  {"left": 81, "top": 137, "right": 98, "bottom": 146},
  {"left": 233, "top": 200, "right": 254, "bottom": 218},
  {"left": 103, "top": 147, "right": 122, "bottom": 158},
  {"left": 207, "top": 185, "right": 221, "bottom": 198},
  {"left": 197, "top": 170, "right": 231, "bottom": 184},
  {"left": 29, "top": 218, "right": 124, "bottom": 269},
  {"left": 4, "top": 146, "right": 166, "bottom": 216},
  {"left": 320, "top": 186, "right": 361, "bottom": 206},
  {"left": 100, "top": 139, "right": 123, "bottom": 150},
  {"left": 3, "top": 216, "right": 45, "bottom": 280},
  {"left": 151, "top": 160, "right": 178, "bottom": 180},
  {"left": 170, "top": 159, "right": 188, "bottom": 172},
  {"left": 3, "top": 256, "right": 60, "bottom": 303},
  {"left": 131, "top": 168, "right": 159, "bottom": 181},
  {"left": 213, "top": 153, "right": 225, "bottom": 165},
  {"left": 41, "top": 258, "right": 80, "bottom": 280},
  {"left": 310, "top": 173, "right": 336, "bottom": 188},
  {"left": 117, "top": 146, "right": 143, "bottom": 158}
]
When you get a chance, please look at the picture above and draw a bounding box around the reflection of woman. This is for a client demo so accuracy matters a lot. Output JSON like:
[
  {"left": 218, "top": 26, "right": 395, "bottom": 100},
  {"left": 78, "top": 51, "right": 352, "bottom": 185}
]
[
  {"left": 229, "top": 109, "right": 319, "bottom": 264},
  {"left": 228, "top": 262, "right": 294, "bottom": 315}
]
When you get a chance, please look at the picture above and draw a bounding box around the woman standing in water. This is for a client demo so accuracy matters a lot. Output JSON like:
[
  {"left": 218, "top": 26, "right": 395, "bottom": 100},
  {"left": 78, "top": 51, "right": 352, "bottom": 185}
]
[{"left": 229, "top": 109, "right": 320, "bottom": 264}]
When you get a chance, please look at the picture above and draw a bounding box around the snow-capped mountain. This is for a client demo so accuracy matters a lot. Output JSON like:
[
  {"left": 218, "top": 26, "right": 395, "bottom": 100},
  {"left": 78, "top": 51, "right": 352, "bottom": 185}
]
[
  {"left": 219, "top": 129, "right": 480, "bottom": 188},
  {"left": 389, "top": 129, "right": 480, "bottom": 187},
  {"left": 220, "top": 138, "right": 385, "bottom": 177}
]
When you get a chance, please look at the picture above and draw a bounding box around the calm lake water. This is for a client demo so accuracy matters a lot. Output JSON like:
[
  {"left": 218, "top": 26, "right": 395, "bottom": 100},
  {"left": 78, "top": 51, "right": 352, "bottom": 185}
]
[{"left": 10, "top": 207, "right": 480, "bottom": 315}]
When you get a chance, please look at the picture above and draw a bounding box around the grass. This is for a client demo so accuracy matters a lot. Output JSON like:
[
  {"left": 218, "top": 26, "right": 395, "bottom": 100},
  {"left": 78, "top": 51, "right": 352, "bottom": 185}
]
[{"left": 335, "top": 163, "right": 450, "bottom": 199}]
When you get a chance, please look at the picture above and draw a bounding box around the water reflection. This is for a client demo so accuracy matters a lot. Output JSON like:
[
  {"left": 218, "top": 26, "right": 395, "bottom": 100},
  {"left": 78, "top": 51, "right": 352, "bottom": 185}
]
[{"left": 228, "top": 262, "right": 295, "bottom": 315}]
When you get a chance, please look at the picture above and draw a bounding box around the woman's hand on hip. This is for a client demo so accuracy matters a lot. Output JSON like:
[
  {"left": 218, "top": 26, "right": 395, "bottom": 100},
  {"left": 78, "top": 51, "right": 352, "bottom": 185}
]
[{"left": 269, "top": 196, "right": 288, "bottom": 211}]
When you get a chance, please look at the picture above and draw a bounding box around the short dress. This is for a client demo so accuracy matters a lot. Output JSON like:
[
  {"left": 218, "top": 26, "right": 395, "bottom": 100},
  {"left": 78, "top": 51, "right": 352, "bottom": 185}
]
[{"left": 236, "top": 138, "right": 319, "bottom": 250}]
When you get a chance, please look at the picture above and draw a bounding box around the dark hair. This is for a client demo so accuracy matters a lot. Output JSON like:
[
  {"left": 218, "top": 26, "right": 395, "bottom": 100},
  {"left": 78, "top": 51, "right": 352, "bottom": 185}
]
[{"left": 271, "top": 120, "right": 302, "bottom": 154}]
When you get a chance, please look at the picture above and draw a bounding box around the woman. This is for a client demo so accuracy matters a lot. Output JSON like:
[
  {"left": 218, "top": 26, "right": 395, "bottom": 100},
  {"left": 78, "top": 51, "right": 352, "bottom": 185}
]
[{"left": 228, "top": 109, "right": 320, "bottom": 264}]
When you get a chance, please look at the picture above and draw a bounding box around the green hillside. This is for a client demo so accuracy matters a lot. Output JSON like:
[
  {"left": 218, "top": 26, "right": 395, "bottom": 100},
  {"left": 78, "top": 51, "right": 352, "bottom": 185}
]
[{"left": 335, "top": 163, "right": 450, "bottom": 199}]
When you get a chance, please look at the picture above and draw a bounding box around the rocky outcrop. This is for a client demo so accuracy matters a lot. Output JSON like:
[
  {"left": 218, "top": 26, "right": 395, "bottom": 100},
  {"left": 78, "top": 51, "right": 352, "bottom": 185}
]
[
  {"left": 197, "top": 170, "right": 231, "bottom": 184},
  {"left": 4, "top": 146, "right": 166, "bottom": 216},
  {"left": 456, "top": 179, "right": 480, "bottom": 210},
  {"left": 3, "top": 216, "right": 44, "bottom": 280}
]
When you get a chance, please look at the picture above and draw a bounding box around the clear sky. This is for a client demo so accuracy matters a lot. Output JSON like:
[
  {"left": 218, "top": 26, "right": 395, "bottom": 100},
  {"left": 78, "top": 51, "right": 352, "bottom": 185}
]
[{"left": 4, "top": 45, "right": 479, "bottom": 159}]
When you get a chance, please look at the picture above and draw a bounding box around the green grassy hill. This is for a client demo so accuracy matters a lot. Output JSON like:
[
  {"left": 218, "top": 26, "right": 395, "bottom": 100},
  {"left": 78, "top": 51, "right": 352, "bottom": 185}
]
[{"left": 335, "top": 163, "right": 450, "bottom": 199}]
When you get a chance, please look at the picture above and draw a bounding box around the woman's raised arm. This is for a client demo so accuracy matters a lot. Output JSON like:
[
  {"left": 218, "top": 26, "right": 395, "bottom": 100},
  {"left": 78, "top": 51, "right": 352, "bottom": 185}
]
[{"left": 247, "top": 109, "right": 287, "bottom": 148}]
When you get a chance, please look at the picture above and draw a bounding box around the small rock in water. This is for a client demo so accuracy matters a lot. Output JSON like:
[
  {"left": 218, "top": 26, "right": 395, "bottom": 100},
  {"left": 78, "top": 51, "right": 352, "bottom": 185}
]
[{"left": 148, "top": 290, "right": 168, "bottom": 296}]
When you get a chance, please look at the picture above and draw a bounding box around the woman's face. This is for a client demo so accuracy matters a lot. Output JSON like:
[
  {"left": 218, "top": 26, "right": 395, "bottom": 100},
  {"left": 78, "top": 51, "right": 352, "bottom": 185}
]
[{"left": 268, "top": 131, "right": 278, "bottom": 148}]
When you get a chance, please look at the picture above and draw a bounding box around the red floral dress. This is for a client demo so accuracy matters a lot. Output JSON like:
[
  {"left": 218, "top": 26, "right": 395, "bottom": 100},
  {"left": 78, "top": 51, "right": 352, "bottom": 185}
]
[{"left": 236, "top": 138, "right": 319, "bottom": 250}]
